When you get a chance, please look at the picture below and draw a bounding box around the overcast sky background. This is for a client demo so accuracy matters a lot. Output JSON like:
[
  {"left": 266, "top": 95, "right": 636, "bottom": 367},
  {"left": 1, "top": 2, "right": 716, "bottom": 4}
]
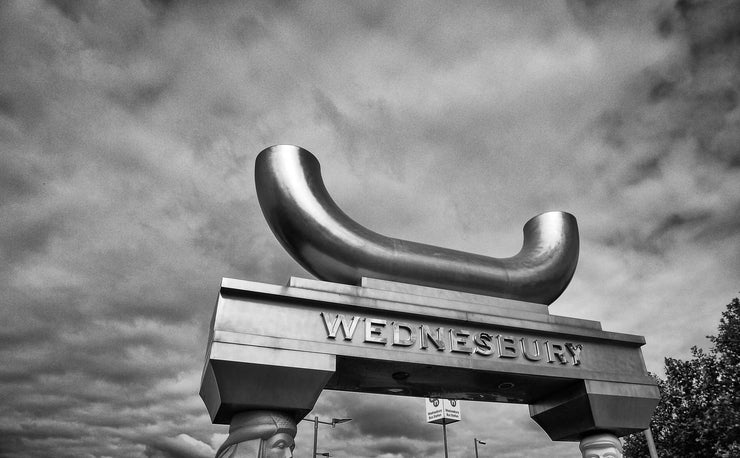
[{"left": 1, "top": 1, "right": 739, "bottom": 457}]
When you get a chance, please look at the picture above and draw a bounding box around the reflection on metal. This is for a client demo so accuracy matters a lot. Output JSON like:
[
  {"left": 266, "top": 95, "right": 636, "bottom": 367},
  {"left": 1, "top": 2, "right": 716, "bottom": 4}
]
[
  {"left": 255, "top": 144, "right": 579, "bottom": 305},
  {"left": 529, "top": 380, "right": 658, "bottom": 441},
  {"left": 319, "top": 312, "right": 585, "bottom": 365},
  {"left": 201, "top": 276, "right": 660, "bottom": 441},
  {"left": 216, "top": 410, "right": 297, "bottom": 458}
]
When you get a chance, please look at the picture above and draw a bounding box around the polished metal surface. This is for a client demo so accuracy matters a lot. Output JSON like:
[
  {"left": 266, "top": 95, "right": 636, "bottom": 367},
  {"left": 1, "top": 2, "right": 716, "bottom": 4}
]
[
  {"left": 255, "top": 145, "right": 579, "bottom": 305},
  {"left": 530, "top": 380, "right": 659, "bottom": 441},
  {"left": 200, "top": 344, "right": 335, "bottom": 424},
  {"left": 201, "top": 276, "right": 659, "bottom": 438}
]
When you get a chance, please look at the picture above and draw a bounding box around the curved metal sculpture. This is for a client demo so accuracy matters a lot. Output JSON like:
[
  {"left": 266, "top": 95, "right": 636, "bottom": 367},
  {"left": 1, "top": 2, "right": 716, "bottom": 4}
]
[{"left": 255, "top": 145, "right": 579, "bottom": 305}]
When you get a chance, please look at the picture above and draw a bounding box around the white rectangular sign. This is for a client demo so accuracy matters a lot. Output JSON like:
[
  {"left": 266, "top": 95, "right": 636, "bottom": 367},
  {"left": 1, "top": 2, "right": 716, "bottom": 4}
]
[{"left": 426, "top": 398, "right": 461, "bottom": 425}]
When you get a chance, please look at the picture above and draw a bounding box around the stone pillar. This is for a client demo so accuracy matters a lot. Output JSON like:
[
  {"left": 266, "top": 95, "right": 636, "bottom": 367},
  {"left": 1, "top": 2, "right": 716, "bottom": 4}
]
[
  {"left": 215, "top": 410, "right": 297, "bottom": 458},
  {"left": 579, "top": 433, "right": 623, "bottom": 458}
]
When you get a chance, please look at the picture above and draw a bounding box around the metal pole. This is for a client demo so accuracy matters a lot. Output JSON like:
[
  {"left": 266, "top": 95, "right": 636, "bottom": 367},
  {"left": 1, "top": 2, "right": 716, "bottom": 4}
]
[
  {"left": 474, "top": 437, "right": 479, "bottom": 458},
  {"left": 313, "top": 416, "right": 319, "bottom": 457},
  {"left": 645, "top": 428, "right": 658, "bottom": 458},
  {"left": 442, "top": 423, "right": 448, "bottom": 458}
]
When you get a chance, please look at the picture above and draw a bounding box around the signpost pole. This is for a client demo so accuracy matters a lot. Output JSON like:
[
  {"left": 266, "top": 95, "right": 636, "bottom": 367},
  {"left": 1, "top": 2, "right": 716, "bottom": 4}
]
[
  {"left": 442, "top": 422, "right": 448, "bottom": 458},
  {"left": 313, "top": 416, "right": 319, "bottom": 458}
]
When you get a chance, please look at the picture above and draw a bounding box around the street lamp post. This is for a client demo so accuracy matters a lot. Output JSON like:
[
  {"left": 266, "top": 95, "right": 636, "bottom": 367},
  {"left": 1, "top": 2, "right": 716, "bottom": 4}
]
[
  {"left": 302, "top": 416, "right": 352, "bottom": 457},
  {"left": 313, "top": 417, "right": 318, "bottom": 458},
  {"left": 644, "top": 428, "right": 658, "bottom": 458},
  {"left": 474, "top": 438, "right": 486, "bottom": 458}
]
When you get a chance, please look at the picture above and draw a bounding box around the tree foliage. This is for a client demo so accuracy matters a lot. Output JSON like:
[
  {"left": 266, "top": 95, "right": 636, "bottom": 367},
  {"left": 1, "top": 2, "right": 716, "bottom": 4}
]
[{"left": 623, "top": 298, "right": 740, "bottom": 458}]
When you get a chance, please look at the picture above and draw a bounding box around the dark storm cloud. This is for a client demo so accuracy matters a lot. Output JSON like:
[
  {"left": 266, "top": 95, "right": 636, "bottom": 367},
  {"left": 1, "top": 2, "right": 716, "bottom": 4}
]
[
  {"left": 0, "top": 2, "right": 236, "bottom": 455},
  {"left": 0, "top": 154, "right": 45, "bottom": 204},
  {"left": 144, "top": 433, "right": 215, "bottom": 458},
  {"left": 566, "top": 0, "right": 740, "bottom": 285},
  {"left": 344, "top": 397, "right": 437, "bottom": 441},
  {"left": 0, "top": 211, "right": 68, "bottom": 266}
]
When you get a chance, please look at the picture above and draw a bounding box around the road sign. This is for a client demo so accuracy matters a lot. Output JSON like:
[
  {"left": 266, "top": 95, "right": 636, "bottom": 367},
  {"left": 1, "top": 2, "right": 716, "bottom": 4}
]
[{"left": 426, "top": 398, "right": 461, "bottom": 425}]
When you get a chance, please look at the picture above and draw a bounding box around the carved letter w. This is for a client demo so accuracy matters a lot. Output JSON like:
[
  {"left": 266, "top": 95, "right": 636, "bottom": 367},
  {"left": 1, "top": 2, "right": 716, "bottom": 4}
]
[{"left": 321, "top": 313, "right": 360, "bottom": 341}]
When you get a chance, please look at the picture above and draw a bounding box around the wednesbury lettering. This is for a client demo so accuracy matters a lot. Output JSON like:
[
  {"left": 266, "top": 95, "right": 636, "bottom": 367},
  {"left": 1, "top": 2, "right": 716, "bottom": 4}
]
[{"left": 320, "top": 313, "right": 583, "bottom": 366}]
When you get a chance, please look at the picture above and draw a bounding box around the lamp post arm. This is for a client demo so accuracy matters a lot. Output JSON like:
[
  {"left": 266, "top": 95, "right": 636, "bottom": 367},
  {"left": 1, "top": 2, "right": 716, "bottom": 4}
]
[{"left": 302, "top": 419, "right": 333, "bottom": 426}]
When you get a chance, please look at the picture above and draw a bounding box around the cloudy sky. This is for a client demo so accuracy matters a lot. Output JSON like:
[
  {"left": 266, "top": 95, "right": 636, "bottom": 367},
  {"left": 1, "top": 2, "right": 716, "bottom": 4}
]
[{"left": 1, "top": 0, "right": 739, "bottom": 457}]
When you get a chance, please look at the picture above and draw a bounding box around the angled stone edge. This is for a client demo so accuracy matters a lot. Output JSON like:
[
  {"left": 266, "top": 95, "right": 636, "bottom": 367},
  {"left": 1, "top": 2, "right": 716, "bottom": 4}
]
[
  {"left": 360, "top": 277, "right": 548, "bottom": 311},
  {"left": 529, "top": 379, "right": 660, "bottom": 441},
  {"left": 289, "top": 276, "right": 562, "bottom": 325},
  {"left": 294, "top": 276, "right": 548, "bottom": 314},
  {"left": 204, "top": 277, "right": 657, "bottom": 437},
  {"left": 200, "top": 342, "right": 335, "bottom": 425},
  {"left": 219, "top": 277, "right": 644, "bottom": 344}
]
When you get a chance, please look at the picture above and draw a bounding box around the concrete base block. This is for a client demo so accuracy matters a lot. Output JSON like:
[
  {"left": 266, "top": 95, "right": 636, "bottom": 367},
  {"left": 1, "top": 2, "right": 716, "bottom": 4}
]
[
  {"left": 200, "top": 343, "right": 336, "bottom": 424},
  {"left": 529, "top": 380, "right": 660, "bottom": 441}
]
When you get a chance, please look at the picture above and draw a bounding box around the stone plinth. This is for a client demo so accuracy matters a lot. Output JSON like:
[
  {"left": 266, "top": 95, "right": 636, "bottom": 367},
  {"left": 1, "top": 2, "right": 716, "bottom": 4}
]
[{"left": 200, "top": 276, "right": 659, "bottom": 437}]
